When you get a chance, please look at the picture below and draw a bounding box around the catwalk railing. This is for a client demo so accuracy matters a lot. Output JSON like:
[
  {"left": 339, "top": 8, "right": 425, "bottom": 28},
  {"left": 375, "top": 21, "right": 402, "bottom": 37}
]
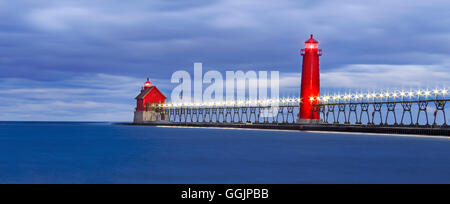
[
  {"left": 311, "top": 99, "right": 448, "bottom": 126},
  {"left": 158, "top": 90, "right": 449, "bottom": 127},
  {"left": 159, "top": 100, "right": 448, "bottom": 127},
  {"left": 164, "top": 104, "right": 300, "bottom": 124}
]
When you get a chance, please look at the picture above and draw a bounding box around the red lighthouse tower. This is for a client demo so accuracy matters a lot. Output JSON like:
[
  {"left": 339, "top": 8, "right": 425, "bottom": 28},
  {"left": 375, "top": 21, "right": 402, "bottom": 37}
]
[{"left": 299, "top": 34, "right": 322, "bottom": 123}]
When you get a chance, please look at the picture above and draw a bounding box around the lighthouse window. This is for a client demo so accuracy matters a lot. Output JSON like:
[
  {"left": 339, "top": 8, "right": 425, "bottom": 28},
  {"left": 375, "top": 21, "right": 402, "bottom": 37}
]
[{"left": 305, "top": 43, "right": 318, "bottom": 49}]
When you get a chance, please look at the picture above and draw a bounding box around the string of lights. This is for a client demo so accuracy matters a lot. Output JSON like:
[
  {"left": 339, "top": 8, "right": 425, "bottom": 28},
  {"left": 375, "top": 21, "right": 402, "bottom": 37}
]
[{"left": 161, "top": 88, "right": 449, "bottom": 108}]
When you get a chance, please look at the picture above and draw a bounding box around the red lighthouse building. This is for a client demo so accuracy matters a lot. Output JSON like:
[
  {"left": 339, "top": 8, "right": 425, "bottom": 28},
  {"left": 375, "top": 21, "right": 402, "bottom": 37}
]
[
  {"left": 134, "top": 78, "right": 167, "bottom": 123},
  {"left": 299, "top": 34, "right": 322, "bottom": 123},
  {"left": 135, "top": 78, "right": 166, "bottom": 111}
]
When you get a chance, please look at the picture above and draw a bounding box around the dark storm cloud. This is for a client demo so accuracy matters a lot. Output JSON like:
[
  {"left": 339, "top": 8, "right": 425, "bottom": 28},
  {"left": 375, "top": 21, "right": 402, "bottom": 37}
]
[
  {"left": 2, "top": 0, "right": 450, "bottom": 78},
  {"left": 0, "top": 0, "right": 449, "bottom": 120}
]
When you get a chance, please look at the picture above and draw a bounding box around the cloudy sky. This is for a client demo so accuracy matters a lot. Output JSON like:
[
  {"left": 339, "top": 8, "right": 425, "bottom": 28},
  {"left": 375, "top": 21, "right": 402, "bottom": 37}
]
[{"left": 0, "top": 0, "right": 449, "bottom": 121}]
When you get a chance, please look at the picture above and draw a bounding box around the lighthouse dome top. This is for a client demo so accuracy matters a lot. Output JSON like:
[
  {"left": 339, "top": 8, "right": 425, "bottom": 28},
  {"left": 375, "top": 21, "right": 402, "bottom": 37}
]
[
  {"left": 144, "top": 78, "right": 152, "bottom": 88},
  {"left": 305, "top": 34, "right": 319, "bottom": 49}
]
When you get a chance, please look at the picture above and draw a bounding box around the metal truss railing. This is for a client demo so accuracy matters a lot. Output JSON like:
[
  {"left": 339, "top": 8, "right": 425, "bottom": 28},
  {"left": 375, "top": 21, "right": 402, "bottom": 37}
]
[
  {"left": 312, "top": 99, "right": 449, "bottom": 127},
  {"left": 155, "top": 99, "right": 449, "bottom": 128},
  {"left": 155, "top": 89, "right": 450, "bottom": 127},
  {"left": 163, "top": 104, "right": 300, "bottom": 124}
]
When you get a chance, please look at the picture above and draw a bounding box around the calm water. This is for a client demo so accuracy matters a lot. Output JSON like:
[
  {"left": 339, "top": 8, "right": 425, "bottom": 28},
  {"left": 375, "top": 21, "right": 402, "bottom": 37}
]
[{"left": 0, "top": 122, "right": 449, "bottom": 184}]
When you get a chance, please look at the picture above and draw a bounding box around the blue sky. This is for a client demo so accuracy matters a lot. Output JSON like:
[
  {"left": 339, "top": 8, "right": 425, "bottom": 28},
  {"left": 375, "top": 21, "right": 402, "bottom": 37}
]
[{"left": 0, "top": 0, "right": 449, "bottom": 121}]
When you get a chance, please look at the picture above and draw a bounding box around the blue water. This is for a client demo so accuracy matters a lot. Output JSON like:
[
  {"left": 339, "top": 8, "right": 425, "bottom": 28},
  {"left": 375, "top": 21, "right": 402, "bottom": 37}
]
[{"left": 0, "top": 122, "right": 449, "bottom": 184}]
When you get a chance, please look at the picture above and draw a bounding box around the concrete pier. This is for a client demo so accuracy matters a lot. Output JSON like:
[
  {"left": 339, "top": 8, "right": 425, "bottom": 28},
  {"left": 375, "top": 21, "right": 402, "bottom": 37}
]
[
  {"left": 133, "top": 111, "right": 168, "bottom": 123},
  {"left": 120, "top": 122, "right": 450, "bottom": 137}
]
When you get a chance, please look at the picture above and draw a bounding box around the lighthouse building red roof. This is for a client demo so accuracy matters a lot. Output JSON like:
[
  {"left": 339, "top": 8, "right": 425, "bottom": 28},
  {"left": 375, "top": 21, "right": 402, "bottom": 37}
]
[{"left": 135, "top": 78, "right": 166, "bottom": 111}]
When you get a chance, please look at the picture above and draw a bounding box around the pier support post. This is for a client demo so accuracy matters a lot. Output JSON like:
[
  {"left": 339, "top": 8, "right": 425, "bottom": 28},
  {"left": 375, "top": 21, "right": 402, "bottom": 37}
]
[
  {"left": 416, "top": 101, "right": 429, "bottom": 126},
  {"left": 287, "top": 107, "right": 295, "bottom": 124},
  {"left": 249, "top": 107, "right": 257, "bottom": 123},
  {"left": 385, "top": 102, "right": 398, "bottom": 126},
  {"left": 433, "top": 100, "right": 447, "bottom": 126},
  {"left": 359, "top": 103, "right": 370, "bottom": 125},
  {"left": 401, "top": 102, "right": 413, "bottom": 126},
  {"left": 233, "top": 107, "right": 241, "bottom": 123},
  {"left": 348, "top": 104, "right": 358, "bottom": 125},
  {"left": 372, "top": 103, "right": 383, "bottom": 126},
  {"left": 241, "top": 107, "right": 249, "bottom": 123},
  {"left": 327, "top": 105, "right": 336, "bottom": 124},
  {"left": 337, "top": 104, "right": 347, "bottom": 124},
  {"left": 218, "top": 108, "right": 225, "bottom": 123}
]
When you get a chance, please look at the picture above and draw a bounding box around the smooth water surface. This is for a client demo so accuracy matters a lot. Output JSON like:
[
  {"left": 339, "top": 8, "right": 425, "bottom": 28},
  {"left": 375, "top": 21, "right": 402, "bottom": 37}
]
[{"left": 0, "top": 122, "right": 449, "bottom": 184}]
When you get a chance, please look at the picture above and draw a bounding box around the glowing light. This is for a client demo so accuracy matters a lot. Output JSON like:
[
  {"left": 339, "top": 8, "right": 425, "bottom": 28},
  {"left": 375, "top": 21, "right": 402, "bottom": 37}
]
[
  {"left": 434, "top": 89, "right": 440, "bottom": 95},
  {"left": 416, "top": 90, "right": 422, "bottom": 96},
  {"left": 163, "top": 86, "right": 449, "bottom": 109}
]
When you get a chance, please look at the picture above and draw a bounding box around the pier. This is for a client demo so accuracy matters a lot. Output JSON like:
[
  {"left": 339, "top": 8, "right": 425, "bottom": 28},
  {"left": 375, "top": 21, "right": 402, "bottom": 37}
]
[
  {"left": 126, "top": 97, "right": 450, "bottom": 136},
  {"left": 131, "top": 35, "right": 450, "bottom": 137},
  {"left": 123, "top": 122, "right": 450, "bottom": 137}
]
